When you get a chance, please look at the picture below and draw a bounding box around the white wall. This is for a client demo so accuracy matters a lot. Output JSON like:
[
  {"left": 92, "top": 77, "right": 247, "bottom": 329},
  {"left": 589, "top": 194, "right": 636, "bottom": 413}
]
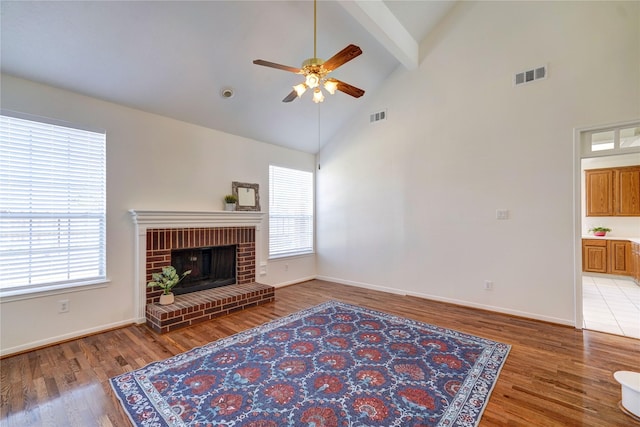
[
  {"left": 317, "top": 1, "right": 640, "bottom": 325},
  {"left": 0, "top": 75, "right": 315, "bottom": 356}
]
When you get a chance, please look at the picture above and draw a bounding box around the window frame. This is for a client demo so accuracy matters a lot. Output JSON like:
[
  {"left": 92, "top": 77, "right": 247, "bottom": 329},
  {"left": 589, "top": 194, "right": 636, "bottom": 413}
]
[
  {"left": 581, "top": 121, "right": 640, "bottom": 157},
  {"left": 268, "top": 165, "right": 314, "bottom": 259},
  {"left": 0, "top": 110, "right": 108, "bottom": 299}
]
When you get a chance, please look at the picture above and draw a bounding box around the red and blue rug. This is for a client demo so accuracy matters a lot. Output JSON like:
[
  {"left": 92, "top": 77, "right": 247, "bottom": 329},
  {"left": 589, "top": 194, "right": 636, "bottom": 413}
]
[{"left": 110, "top": 301, "right": 510, "bottom": 426}]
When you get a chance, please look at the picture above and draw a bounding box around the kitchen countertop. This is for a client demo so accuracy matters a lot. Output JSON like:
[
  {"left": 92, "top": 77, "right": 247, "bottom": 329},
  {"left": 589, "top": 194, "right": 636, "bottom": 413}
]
[{"left": 582, "top": 235, "right": 640, "bottom": 244}]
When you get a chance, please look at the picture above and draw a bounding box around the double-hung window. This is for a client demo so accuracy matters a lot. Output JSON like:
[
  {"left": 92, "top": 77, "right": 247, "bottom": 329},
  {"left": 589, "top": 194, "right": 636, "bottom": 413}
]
[
  {"left": 269, "top": 165, "right": 314, "bottom": 258},
  {"left": 0, "top": 111, "right": 107, "bottom": 295}
]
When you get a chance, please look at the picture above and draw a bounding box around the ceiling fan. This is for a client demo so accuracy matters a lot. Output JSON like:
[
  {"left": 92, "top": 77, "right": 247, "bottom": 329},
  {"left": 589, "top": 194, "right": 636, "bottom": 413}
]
[{"left": 253, "top": 0, "right": 365, "bottom": 104}]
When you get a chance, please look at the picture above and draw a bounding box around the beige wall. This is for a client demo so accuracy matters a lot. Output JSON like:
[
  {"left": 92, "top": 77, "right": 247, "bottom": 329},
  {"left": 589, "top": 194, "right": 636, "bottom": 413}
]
[
  {"left": 0, "top": 75, "right": 315, "bottom": 356},
  {"left": 316, "top": 1, "right": 640, "bottom": 324}
]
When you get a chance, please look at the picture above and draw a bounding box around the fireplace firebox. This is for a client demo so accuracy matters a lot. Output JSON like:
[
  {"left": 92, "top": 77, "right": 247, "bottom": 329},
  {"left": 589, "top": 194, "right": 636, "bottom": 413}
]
[{"left": 171, "top": 245, "right": 236, "bottom": 295}]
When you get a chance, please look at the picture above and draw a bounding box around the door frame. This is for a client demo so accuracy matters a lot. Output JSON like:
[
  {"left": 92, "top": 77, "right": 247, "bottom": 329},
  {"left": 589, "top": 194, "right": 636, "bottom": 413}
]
[{"left": 573, "top": 119, "right": 640, "bottom": 329}]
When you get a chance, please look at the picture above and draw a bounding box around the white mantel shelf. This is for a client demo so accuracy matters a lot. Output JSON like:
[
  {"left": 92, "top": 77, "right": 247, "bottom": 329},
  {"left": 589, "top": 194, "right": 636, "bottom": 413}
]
[{"left": 129, "top": 210, "right": 265, "bottom": 228}]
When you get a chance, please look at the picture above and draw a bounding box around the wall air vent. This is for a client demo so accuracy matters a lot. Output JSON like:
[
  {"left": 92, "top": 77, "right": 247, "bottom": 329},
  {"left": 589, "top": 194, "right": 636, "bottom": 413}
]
[
  {"left": 370, "top": 109, "right": 387, "bottom": 123},
  {"left": 514, "top": 65, "right": 547, "bottom": 86}
]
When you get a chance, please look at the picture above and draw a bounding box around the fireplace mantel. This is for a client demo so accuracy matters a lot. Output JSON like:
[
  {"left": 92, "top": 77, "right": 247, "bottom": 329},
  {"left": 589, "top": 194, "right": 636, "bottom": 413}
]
[
  {"left": 130, "top": 210, "right": 265, "bottom": 323},
  {"left": 129, "top": 210, "right": 264, "bottom": 228}
]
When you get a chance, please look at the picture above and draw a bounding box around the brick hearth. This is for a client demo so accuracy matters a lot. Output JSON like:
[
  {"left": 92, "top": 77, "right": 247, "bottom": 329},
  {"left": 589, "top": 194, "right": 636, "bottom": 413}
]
[{"left": 146, "top": 282, "right": 274, "bottom": 333}]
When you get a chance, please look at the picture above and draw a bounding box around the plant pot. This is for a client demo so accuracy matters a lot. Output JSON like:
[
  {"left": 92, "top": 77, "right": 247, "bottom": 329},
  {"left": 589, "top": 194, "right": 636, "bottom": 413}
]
[
  {"left": 159, "top": 293, "right": 174, "bottom": 305},
  {"left": 594, "top": 231, "right": 607, "bottom": 236},
  {"left": 224, "top": 203, "right": 236, "bottom": 211}
]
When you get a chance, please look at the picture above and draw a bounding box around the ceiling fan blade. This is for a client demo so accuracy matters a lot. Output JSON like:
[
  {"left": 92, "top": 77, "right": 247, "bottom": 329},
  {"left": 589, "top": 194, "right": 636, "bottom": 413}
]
[
  {"left": 322, "top": 44, "right": 363, "bottom": 72},
  {"left": 253, "top": 59, "right": 302, "bottom": 74},
  {"left": 282, "top": 90, "right": 298, "bottom": 103},
  {"left": 328, "top": 79, "right": 365, "bottom": 98}
]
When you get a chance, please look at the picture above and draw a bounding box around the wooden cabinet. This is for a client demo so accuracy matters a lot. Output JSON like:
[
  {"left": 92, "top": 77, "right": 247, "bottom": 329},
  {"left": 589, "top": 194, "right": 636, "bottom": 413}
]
[
  {"left": 582, "top": 239, "right": 608, "bottom": 273},
  {"left": 586, "top": 169, "right": 613, "bottom": 216},
  {"left": 582, "top": 239, "right": 632, "bottom": 275},
  {"left": 615, "top": 167, "right": 640, "bottom": 215},
  {"left": 585, "top": 166, "right": 640, "bottom": 217},
  {"left": 608, "top": 240, "right": 631, "bottom": 275},
  {"left": 632, "top": 242, "right": 640, "bottom": 285}
]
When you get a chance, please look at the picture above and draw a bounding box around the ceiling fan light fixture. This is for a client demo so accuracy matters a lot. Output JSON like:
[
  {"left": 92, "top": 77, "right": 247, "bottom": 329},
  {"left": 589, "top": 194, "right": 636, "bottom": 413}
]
[
  {"left": 324, "top": 80, "right": 338, "bottom": 95},
  {"left": 305, "top": 73, "right": 320, "bottom": 88},
  {"left": 293, "top": 83, "right": 307, "bottom": 97},
  {"left": 313, "top": 88, "right": 325, "bottom": 103}
]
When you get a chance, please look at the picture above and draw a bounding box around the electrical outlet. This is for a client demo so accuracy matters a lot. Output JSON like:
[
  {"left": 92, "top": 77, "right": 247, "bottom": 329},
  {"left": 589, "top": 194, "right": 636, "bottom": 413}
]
[
  {"left": 484, "top": 280, "right": 493, "bottom": 290},
  {"left": 285, "top": 264, "right": 289, "bottom": 272},
  {"left": 58, "top": 299, "right": 70, "bottom": 313}
]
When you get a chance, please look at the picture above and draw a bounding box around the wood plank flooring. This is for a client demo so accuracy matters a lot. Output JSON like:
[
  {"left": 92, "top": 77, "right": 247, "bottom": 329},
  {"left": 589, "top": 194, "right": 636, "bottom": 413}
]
[{"left": 1, "top": 280, "right": 639, "bottom": 426}]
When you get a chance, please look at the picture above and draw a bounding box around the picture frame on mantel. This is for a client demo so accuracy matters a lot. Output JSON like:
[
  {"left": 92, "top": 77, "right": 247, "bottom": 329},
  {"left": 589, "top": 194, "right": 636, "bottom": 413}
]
[{"left": 232, "top": 182, "right": 260, "bottom": 211}]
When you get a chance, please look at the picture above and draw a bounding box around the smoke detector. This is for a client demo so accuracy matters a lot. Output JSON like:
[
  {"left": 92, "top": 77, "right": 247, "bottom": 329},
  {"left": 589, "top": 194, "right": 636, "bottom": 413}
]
[{"left": 220, "top": 87, "right": 235, "bottom": 99}]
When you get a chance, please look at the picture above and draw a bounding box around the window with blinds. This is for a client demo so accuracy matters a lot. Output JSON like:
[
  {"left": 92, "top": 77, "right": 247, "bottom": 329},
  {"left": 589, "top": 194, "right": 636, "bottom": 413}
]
[
  {"left": 269, "top": 165, "right": 314, "bottom": 258},
  {"left": 0, "top": 112, "right": 106, "bottom": 294}
]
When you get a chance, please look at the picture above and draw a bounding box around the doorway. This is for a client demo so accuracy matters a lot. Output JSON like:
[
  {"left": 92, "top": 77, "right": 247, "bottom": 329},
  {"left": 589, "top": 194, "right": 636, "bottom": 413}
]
[{"left": 575, "top": 121, "right": 640, "bottom": 338}]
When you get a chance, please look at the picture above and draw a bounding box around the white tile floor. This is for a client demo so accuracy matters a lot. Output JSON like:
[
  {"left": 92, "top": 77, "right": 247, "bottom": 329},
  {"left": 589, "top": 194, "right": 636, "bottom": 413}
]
[{"left": 583, "top": 274, "right": 640, "bottom": 339}]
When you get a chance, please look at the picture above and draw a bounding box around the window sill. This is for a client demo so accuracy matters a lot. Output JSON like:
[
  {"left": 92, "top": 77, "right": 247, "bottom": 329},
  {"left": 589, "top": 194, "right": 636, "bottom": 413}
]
[
  {"left": 0, "top": 278, "right": 111, "bottom": 303},
  {"left": 268, "top": 251, "right": 315, "bottom": 261}
]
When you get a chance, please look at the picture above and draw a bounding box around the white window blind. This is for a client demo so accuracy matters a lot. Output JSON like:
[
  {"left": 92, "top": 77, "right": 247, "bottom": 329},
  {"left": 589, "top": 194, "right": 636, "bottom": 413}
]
[
  {"left": 0, "top": 112, "right": 106, "bottom": 293},
  {"left": 269, "top": 165, "right": 314, "bottom": 258}
]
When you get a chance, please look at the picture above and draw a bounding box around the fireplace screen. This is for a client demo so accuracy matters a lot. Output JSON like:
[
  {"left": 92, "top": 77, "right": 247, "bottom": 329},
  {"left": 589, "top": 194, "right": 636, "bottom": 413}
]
[{"left": 170, "top": 245, "right": 236, "bottom": 295}]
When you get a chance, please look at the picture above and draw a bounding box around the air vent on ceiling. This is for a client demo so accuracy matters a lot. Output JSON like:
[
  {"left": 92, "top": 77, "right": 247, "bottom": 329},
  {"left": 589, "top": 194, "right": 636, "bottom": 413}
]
[
  {"left": 370, "top": 109, "right": 387, "bottom": 123},
  {"left": 514, "top": 65, "right": 547, "bottom": 86}
]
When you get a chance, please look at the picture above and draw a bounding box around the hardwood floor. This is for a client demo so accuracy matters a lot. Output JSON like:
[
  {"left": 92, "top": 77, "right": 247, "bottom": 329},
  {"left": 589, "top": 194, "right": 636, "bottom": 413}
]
[{"left": 1, "top": 280, "right": 639, "bottom": 426}]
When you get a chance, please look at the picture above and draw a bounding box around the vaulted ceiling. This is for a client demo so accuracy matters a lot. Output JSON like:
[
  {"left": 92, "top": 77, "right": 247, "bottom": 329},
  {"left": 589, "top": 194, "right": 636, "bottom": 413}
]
[{"left": 1, "top": 1, "right": 456, "bottom": 153}]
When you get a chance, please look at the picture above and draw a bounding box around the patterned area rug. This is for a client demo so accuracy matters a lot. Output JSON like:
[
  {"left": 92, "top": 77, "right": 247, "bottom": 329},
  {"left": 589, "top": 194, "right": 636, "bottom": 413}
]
[{"left": 110, "top": 301, "right": 510, "bottom": 426}]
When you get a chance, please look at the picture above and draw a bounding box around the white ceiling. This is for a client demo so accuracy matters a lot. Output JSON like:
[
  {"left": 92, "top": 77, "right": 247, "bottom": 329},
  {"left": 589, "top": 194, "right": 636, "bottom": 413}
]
[{"left": 1, "top": 1, "right": 456, "bottom": 153}]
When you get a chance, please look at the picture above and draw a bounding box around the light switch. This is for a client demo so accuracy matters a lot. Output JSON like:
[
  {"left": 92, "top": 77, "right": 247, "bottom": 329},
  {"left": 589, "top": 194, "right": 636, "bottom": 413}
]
[{"left": 496, "top": 209, "right": 509, "bottom": 220}]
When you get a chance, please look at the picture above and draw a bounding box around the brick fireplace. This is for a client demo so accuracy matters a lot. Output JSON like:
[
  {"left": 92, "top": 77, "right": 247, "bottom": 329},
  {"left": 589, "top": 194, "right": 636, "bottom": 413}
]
[{"left": 130, "top": 210, "right": 274, "bottom": 333}]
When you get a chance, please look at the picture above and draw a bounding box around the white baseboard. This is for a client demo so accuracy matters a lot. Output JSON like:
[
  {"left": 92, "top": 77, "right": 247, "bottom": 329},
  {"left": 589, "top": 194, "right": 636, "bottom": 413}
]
[
  {"left": 1, "top": 318, "right": 136, "bottom": 357},
  {"left": 2, "top": 278, "right": 576, "bottom": 357},
  {"left": 316, "top": 275, "right": 575, "bottom": 327},
  {"left": 272, "top": 275, "right": 317, "bottom": 288},
  {"left": 315, "top": 275, "right": 407, "bottom": 296},
  {"left": 403, "top": 289, "right": 575, "bottom": 327}
]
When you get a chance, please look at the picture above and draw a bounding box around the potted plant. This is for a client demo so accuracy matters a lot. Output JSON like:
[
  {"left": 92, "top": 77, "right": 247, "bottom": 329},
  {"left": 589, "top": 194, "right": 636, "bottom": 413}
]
[
  {"left": 147, "top": 266, "right": 191, "bottom": 305},
  {"left": 589, "top": 226, "right": 611, "bottom": 237},
  {"left": 224, "top": 194, "right": 238, "bottom": 211}
]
